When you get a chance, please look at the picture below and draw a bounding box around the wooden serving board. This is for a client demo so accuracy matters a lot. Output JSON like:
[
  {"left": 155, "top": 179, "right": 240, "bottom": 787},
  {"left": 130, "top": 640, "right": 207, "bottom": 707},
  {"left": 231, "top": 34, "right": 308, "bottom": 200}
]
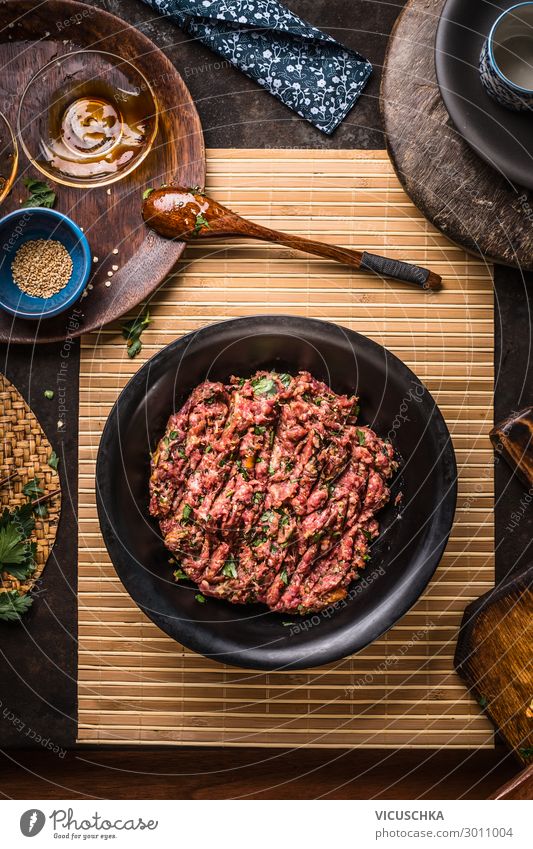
[
  {"left": 490, "top": 407, "right": 533, "bottom": 487},
  {"left": 381, "top": 0, "right": 533, "bottom": 270},
  {"left": 455, "top": 565, "right": 533, "bottom": 764},
  {"left": 77, "top": 149, "right": 496, "bottom": 748},
  {"left": 0, "top": 0, "right": 204, "bottom": 344}
]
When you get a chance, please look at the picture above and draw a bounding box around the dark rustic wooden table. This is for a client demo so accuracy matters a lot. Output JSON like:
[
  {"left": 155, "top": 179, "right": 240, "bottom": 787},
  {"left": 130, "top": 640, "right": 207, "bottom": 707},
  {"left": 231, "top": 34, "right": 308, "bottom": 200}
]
[{"left": 0, "top": 0, "right": 531, "bottom": 799}]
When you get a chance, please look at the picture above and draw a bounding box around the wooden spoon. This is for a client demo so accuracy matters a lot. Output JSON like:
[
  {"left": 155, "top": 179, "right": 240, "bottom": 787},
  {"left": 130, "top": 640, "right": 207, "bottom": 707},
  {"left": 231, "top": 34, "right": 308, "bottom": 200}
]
[{"left": 142, "top": 188, "right": 442, "bottom": 291}]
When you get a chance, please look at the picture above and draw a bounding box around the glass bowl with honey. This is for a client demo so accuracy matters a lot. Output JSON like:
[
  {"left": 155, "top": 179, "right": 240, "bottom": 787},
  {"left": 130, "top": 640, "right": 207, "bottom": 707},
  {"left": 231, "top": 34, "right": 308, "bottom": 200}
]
[
  {"left": 17, "top": 50, "right": 158, "bottom": 188},
  {"left": 0, "top": 111, "right": 18, "bottom": 204}
]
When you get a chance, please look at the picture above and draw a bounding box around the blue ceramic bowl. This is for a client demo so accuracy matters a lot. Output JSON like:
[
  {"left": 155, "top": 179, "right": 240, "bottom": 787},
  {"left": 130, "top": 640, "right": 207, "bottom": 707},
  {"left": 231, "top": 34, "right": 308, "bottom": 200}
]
[{"left": 0, "top": 208, "right": 90, "bottom": 319}]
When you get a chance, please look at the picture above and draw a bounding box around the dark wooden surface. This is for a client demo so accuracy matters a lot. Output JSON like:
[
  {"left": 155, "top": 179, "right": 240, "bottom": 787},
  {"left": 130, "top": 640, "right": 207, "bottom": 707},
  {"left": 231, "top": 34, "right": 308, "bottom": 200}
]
[
  {"left": 0, "top": 748, "right": 519, "bottom": 800},
  {"left": 102, "top": 0, "right": 402, "bottom": 151},
  {"left": 0, "top": 0, "right": 205, "bottom": 344},
  {"left": 0, "top": 344, "right": 78, "bottom": 748},
  {"left": 455, "top": 564, "right": 533, "bottom": 765},
  {"left": 381, "top": 0, "right": 533, "bottom": 269}
]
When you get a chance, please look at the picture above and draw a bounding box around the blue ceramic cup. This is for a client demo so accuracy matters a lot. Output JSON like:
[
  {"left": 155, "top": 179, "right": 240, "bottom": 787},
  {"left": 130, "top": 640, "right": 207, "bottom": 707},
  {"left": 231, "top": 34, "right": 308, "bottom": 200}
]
[
  {"left": 0, "top": 208, "right": 90, "bottom": 319},
  {"left": 480, "top": 1, "right": 533, "bottom": 111}
]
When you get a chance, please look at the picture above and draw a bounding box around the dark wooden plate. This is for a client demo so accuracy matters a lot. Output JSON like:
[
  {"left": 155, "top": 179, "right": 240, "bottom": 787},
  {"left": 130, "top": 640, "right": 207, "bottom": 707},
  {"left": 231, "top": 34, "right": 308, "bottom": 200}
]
[
  {"left": 381, "top": 0, "right": 533, "bottom": 269},
  {"left": 0, "top": 0, "right": 205, "bottom": 344},
  {"left": 96, "top": 315, "right": 458, "bottom": 670},
  {"left": 436, "top": 0, "right": 533, "bottom": 190}
]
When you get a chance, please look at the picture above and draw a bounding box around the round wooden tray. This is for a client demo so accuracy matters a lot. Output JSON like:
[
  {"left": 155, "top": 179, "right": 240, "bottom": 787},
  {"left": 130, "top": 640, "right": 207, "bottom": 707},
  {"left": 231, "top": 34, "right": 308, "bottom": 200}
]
[
  {"left": 0, "top": 373, "right": 61, "bottom": 598},
  {"left": 0, "top": 0, "right": 205, "bottom": 344},
  {"left": 380, "top": 0, "right": 533, "bottom": 271}
]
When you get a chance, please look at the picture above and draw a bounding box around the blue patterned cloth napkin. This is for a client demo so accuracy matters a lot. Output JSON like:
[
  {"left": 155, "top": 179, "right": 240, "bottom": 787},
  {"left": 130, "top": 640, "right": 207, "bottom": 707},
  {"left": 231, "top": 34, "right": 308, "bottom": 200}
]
[{"left": 141, "top": 0, "right": 372, "bottom": 134}]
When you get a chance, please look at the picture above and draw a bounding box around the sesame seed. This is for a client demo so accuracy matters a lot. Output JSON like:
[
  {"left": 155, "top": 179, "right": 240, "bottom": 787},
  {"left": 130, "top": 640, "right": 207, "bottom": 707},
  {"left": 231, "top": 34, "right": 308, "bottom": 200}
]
[
  {"left": 112, "top": 264, "right": 118, "bottom": 271},
  {"left": 105, "top": 280, "right": 111, "bottom": 287},
  {"left": 107, "top": 271, "right": 113, "bottom": 277},
  {"left": 112, "top": 248, "right": 118, "bottom": 255},
  {"left": 11, "top": 239, "right": 73, "bottom": 298},
  {"left": 93, "top": 256, "right": 99, "bottom": 263}
]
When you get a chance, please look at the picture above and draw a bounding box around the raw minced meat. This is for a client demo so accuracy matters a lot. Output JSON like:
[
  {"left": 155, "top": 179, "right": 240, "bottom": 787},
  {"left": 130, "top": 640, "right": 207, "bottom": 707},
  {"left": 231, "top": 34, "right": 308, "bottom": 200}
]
[{"left": 149, "top": 370, "right": 397, "bottom": 614}]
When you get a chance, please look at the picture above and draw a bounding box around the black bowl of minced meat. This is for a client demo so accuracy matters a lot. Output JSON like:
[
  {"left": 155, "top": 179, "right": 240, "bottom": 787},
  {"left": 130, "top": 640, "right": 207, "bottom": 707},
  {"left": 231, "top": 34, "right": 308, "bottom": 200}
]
[{"left": 96, "top": 315, "right": 457, "bottom": 670}]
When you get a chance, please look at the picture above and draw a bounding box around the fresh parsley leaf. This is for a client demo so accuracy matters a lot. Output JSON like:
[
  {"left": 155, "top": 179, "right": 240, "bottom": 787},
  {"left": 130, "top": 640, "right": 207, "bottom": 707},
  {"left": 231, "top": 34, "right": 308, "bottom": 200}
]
[
  {"left": 0, "top": 523, "right": 27, "bottom": 566},
  {"left": 168, "top": 431, "right": 178, "bottom": 440},
  {"left": 182, "top": 504, "right": 192, "bottom": 521},
  {"left": 193, "top": 212, "right": 210, "bottom": 235},
  {"left": 48, "top": 451, "right": 59, "bottom": 471},
  {"left": 222, "top": 558, "right": 238, "bottom": 579},
  {"left": 127, "top": 338, "right": 142, "bottom": 359},
  {"left": 279, "top": 373, "right": 292, "bottom": 388},
  {"left": 195, "top": 593, "right": 206, "bottom": 604},
  {"left": 253, "top": 491, "right": 264, "bottom": 504},
  {"left": 0, "top": 505, "right": 37, "bottom": 581},
  {"left": 22, "top": 477, "right": 44, "bottom": 500},
  {"left": 22, "top": 178, "right": 56, "bottom": 209},
  {"left": 254, "top": 425, "right": 266, "bottom": 435},
  {"left": 44, "top": 389, "right": 54, "bottom": 400},
  {"left": 261, "top": 510, "right": 275, "bottom": 524},
  {"left": 173, "top": 568, "right": 188, "bottom": 581},
  {"left": 142, "top": 187, "right": 154, "bottom": 200},
  {"left": 122, "top": 309, "right": 151, "bottom": 359},
  {"left": 0, "top": 591, "right": 33, "bottom": 622},
  {"left": 280, "top": 568, "right": 288, "bottom": 585},
  {"left": 356, "top": 429, "right": 366, "bottom": 446},
  {"left": 1, "top": 504, "right": 35, "bottom": 539}
]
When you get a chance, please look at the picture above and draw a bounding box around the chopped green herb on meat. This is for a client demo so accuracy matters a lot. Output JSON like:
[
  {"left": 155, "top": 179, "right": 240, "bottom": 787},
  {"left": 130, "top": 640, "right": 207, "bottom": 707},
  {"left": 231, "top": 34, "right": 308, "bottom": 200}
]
[
  {"left": 251, "top": 376, "right": 277, "bottom": 397},
  {"left": 222, "top": 558, "right": 238, "bottom": 579}
]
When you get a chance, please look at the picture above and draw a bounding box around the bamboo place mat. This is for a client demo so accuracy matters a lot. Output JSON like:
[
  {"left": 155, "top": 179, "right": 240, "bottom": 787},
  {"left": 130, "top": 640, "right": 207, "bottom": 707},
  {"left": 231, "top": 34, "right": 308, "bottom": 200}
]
[{"left": 78, "top": 149, "right": 495, "bottom": 748}]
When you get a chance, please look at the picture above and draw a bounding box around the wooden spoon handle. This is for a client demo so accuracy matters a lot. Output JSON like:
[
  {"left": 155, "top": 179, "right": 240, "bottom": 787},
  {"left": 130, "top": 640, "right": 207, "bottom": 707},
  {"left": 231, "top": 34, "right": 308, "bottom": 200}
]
[{"left": 240, "top": 220, "right": 442, "bottom": 291}]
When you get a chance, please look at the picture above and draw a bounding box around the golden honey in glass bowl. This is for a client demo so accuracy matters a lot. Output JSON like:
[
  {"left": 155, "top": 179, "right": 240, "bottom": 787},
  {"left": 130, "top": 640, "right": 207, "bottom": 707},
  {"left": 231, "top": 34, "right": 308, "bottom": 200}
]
[{"left": 18, "top": 50, "right": 158, "bottom": 189}]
